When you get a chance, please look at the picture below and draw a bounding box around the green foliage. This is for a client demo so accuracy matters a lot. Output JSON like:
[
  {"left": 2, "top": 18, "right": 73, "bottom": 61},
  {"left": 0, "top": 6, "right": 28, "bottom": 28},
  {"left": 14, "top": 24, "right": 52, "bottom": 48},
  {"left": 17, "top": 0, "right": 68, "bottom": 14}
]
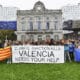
[
  {"left": 0, "top": 30, "right": 16, "bottom": 42},
  {"left": 0, "top": 62, "right": 80, "bottom": 80}
]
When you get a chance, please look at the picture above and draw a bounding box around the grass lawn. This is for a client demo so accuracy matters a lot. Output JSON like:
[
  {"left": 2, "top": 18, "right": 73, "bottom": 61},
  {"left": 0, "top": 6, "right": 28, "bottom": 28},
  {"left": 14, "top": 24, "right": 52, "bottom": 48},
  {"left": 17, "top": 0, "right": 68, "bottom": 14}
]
[{"left": 0, "top": 62, "right": 80, "bottom": 80}]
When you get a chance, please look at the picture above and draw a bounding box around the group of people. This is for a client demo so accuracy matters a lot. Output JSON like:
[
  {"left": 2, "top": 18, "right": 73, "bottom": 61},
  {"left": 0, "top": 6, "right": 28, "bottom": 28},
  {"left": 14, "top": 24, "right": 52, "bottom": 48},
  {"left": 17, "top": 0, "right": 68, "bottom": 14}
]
[
  {"left": 2, "top": 39, "right": 75, "bottom": 46},
  {"left": 0, "top": 38, "right": 80, "bottom": 63},
  {"left": 0, "top": 39, "right": 65, "bottom": 47}
]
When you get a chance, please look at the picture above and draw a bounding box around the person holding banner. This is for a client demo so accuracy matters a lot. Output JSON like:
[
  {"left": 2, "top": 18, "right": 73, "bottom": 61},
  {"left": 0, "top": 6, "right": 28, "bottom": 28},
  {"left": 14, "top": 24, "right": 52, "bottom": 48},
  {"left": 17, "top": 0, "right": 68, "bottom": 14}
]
[
  {"left": 69, "top": 40, "right": 75, "bottom": 61},
  {"left": 4, "top": 40, "right": 12, "bottom": 63},
  {"left": 4, "top": 40, "right": 9, "bottom": 47},
  {"left": 64, "top": 40, "right": 71, "bottom": 62}
]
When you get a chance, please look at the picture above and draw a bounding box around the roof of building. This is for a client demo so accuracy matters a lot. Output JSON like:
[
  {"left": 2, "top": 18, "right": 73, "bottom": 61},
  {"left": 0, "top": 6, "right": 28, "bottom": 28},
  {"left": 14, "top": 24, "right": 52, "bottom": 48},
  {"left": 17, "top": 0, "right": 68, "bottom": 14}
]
[{"left": 17, "top": 1, "right": 62, "bottom": 15}]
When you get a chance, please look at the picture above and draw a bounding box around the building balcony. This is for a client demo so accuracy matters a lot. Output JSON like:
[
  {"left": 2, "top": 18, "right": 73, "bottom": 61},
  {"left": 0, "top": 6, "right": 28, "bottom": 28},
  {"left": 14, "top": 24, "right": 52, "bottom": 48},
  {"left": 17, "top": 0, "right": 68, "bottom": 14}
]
[{"left": 15, "top": 29, "right": 63, "bottom": 35}]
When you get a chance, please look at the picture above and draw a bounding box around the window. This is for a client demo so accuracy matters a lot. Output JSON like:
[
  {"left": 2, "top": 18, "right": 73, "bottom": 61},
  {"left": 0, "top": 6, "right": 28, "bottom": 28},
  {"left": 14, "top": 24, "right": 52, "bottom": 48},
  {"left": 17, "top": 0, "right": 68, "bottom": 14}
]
[
  {"left": 21, "top": 17, "right": 26, "bottom": 31},
  {"left": 54, "top": 21, "right": 58, "bottom": 30},
  {"left": 29, "top": 21, "right": 33, "bottom": 31},
  {"left": 38, "top": 35, "right": 42, "bottom": 41},
  {"left": 46, "top": 22, "right": 50, "bottom": 30},
  {"left": 21, "top": 21, "right": 25, "bottom": 31},
  {"left": 29, "top": 35, "right": 34, "bottom": 41},
  {"left": 54, "top": 16, "right": 58, "bottom": 30},
  {"left": 37, "top": 21, "right": 41, "bottom": 31}
]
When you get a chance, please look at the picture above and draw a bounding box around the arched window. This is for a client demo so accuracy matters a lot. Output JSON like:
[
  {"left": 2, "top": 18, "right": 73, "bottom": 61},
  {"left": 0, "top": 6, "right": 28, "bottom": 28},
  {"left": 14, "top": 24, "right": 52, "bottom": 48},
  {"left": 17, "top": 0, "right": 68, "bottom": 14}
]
[
  {"left": 38, "top": 35, "right": 42, "bottom": 41},
  {"left": 29, "top": 35, "right": 34, "bottom": 41}
]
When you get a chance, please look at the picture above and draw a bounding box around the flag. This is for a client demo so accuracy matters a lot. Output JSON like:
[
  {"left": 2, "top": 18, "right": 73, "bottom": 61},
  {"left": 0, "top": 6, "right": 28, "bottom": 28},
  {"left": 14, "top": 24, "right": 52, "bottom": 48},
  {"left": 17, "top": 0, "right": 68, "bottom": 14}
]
[
  {"left": 0, "top": 46, "right": 11, "bottom": 61},
  {"left": 74, "top": 48, "right": 80, "bottom": 62}
]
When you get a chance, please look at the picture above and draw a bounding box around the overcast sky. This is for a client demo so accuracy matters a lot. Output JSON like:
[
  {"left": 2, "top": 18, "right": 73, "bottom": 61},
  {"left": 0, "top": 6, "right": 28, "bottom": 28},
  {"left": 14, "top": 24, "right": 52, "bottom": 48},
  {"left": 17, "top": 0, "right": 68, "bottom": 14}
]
[{"left": 0, "top": 0, "right": 80, "bottom": 9}]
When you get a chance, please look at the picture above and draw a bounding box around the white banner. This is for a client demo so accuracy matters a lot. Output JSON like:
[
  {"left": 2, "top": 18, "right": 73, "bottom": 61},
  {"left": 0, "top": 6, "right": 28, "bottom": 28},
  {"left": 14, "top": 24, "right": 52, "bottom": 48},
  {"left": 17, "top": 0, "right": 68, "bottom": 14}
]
[{"left": 12, "top": 45, "right": 64, "bottom": 63}]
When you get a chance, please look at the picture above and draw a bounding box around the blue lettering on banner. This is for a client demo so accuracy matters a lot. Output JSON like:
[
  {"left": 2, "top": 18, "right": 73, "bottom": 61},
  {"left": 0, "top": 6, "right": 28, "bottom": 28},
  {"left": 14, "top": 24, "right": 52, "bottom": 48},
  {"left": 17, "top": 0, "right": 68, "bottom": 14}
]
[{"left": 0, "top": 21, "right": 17, "bottom": 30}]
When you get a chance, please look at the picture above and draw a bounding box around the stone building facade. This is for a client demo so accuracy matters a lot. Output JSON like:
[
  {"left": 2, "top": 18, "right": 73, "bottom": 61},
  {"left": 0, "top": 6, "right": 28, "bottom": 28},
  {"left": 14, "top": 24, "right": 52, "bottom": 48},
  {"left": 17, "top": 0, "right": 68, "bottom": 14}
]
[{"left": 15, "top": 1, "right": 63, "bottom": 42}]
